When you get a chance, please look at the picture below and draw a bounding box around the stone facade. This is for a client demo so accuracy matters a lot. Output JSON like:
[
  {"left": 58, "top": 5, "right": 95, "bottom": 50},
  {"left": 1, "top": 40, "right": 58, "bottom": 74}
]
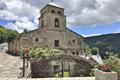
[{"left": 8, "top": 2, "right": 84, "bottom": 56}]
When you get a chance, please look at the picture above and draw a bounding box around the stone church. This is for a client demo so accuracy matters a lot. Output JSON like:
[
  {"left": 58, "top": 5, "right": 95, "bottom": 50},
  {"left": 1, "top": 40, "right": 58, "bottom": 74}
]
[{"left": 8, "top": 2, "right": 85, "bottom": 56}]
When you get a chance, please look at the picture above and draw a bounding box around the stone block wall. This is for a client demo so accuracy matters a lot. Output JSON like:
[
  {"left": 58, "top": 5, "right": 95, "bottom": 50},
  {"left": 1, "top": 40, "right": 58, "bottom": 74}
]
[
  {"left": 95, "top": 69, "right": 118, "bottom": 80},
  {"left": 30, "top": 55, "right": 94, "bottom": 78}
]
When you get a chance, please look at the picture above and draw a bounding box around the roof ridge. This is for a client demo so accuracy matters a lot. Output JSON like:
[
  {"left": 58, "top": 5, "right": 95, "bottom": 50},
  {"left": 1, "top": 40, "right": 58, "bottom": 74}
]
[{"left": 48, "top": 2, "right": 63, "bottom": 8}]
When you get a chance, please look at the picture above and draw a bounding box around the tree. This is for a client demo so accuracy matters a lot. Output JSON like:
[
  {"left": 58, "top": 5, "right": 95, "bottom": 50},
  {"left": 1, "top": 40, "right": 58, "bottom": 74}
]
[
  {"left": 0, "top": 26, "right": 19, "bottom": 43},
  {"left": 23, "top": 28, "right": 28, "bottom": 33},
  {"left": 85, "top": 44, "right": 91, "bottom": 56},
  {"left": 104, "top": 52, "right": 120, "bottom": 73},
  {"left": 0, "top": 27, "right": 6, "bottom": 43},
  {"left": 6, "top": 29, "right": 19, "bottom": 42},
  {"left": 91, "top": 47, "right": 99, "bottom": 55}
]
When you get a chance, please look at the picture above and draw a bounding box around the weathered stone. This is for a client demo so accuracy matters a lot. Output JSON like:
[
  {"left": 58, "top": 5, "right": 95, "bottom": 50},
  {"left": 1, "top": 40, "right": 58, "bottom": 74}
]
[
  {"left": 95, "top": 69, "right": 118, "bottom": 80},
  {"left": 30, "top": 57, "right": 54, "bottom": 78},
  {"left": 30, "top": 54, "right": 94, "bottom": 78},
  {"left": 8, "top": 2, "right": 84, "bottom": 56}
]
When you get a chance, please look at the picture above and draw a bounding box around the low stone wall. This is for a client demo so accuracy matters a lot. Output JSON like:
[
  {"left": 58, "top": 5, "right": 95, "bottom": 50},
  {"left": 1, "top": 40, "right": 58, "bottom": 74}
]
[
  {"left": 95, "top": 69, "right": 118, "bottom": 80},
  {"left": 30, "top": 57, "right": 54, "bottom": 78},
  {"left": 30, "top": 54, "right": 94, "bottom": 78}
]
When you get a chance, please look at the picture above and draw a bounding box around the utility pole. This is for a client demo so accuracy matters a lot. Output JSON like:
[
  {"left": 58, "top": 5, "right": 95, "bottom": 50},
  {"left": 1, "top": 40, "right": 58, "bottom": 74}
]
[
  {"left": 23, "top": 52, "right": 25, "bottom": 77},
  {"left": 61, "top": 59, "right": 64, "bottom": 77}
]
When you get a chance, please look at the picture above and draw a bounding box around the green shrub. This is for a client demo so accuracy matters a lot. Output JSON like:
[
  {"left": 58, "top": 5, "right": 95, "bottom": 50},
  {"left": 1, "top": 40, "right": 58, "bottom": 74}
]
[
  {"left": 91, "top": 47, "right": 99, "bottom": 55},
  {"left": 89, "top": 69, "right": 96, "bottom": 76},
  {"left": 29, "top": 46, "right": 60, "bottom": 58},
  {"left": 85, "top": 44, "right": 99, "bottom": 55},
  {"left": 104, "top": 52, "right": 120, "bottom": 73}
]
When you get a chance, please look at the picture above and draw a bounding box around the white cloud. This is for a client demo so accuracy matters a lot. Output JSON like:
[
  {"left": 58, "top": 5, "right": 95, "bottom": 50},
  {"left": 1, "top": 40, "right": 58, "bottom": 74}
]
[
  {"left": 83, "top": 33, "right": 102, "bottom": 37},
  {"left": 0, "top": 0, "right": 6, "bottom": 10},
  {"left": 68, "top": 0, "right": 120, "bottom": 26},
  {"left": 5, "top": 17, "right": 37, "bottom": 33},
  {"left": 0, "top": 10, "right": 19, "bottom": 20},
  {"left": 3, "top": 0, "right": 39, "bottom": 17},
  {"left": 5, "top": 23, "right": 19, "bottom": 31},
  {"left": 21, "top": 0, "right": 120, "bottom": 26},
  {"left": 15, "top": 17, "right": 37, "bottom": 30},
  {"left": 0, "top": 0, "right": 39, "bottom": 32},
  {"left": 0, "top": 0, "right": 120, "bottom": 33}
]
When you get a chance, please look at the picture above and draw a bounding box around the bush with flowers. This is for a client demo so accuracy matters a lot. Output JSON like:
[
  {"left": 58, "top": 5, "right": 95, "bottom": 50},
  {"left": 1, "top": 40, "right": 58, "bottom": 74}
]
[
  {"left": 104, "top": 52, "right": 120, "bottom": 80},
  {"left": 98, "top": 64, "right": 112, "bottom": 72}
]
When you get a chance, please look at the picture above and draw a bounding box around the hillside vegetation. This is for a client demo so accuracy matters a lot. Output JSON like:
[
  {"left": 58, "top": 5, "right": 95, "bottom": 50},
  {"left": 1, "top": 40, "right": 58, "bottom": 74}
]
[
  {"left": 0, "top": 25, "right": 19, "bottom": 43},
  {"left": 85, "top": 33, "right": 120, "bottom": 58}
]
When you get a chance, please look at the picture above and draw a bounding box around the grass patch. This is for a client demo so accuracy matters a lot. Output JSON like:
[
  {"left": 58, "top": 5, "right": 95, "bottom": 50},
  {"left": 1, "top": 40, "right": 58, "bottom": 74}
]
[{"left": 55, "top": 71, "right": 70, "bottom": 77}]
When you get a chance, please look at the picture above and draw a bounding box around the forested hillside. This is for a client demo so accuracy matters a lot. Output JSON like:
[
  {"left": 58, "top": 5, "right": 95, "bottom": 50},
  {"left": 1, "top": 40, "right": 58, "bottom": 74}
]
[
  {"left": 0, "top": 25, "right": 19, "bottom": 43},
  {"left": 85, "top": 33, "right": 120, "bottom": 58}
]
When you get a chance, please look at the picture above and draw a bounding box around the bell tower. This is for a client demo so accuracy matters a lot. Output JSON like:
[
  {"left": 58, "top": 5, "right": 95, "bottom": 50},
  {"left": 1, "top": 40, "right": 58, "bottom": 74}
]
[{"left": 38, "top": 2, "right": 66, "bottom": 30}]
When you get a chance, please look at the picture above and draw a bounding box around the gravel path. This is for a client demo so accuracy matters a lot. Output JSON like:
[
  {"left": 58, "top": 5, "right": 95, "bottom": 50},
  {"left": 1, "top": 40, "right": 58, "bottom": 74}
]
[{"left": 0, "top": 52, "right": 23, "bottom": 78}]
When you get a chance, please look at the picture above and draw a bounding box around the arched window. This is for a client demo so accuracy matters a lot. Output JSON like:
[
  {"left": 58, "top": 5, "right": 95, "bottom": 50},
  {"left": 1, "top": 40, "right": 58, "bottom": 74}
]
[{"left": 55, "top": 18, "right": 59, "bottom": 27}]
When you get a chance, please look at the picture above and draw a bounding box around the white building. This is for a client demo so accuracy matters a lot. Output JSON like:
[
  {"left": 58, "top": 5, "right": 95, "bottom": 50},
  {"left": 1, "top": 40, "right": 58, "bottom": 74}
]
[{"left": 0, "top": 43, "right": 8, "bottom": 53}]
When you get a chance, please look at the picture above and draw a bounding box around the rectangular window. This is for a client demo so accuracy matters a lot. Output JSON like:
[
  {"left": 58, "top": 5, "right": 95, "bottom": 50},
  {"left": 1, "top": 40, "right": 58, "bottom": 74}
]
[
  {"left": 54, "top": 40, "right": 59, "bottom": 47},
  {"left": 41, "top": 20, "right": 44, "bottom": 27}
]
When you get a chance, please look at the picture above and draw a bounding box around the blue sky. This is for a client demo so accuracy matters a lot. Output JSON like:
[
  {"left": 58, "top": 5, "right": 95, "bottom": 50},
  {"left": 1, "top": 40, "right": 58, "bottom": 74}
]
[
  {"left": 68, "top": 22, "right": 120, "bottom": 37},
  {"left": 0, "top": 0, "right": 120, "bottom": 37}
]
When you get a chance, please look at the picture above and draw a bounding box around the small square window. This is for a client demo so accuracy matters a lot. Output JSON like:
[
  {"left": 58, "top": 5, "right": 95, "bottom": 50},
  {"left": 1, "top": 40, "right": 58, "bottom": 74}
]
[
  {"left": 58, "top": 11, "right": 61, "bottom": 14},
  {"left": 73, "top": 39, "right": 75, "bottom": 43},
  {"left": 72, "top": 52, "right": 75, "bottom": 55},
  {"left": 52, "top": 10, "right": 54, "bottom": 13}
]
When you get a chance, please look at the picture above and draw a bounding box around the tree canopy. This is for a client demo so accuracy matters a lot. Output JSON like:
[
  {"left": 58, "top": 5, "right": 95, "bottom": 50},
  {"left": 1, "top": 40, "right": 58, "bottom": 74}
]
[
  {"left": 0, "top": 26, "right": 19, "bottom": 43},
  {"left": 104, "top": 52, "right": 120, "bottom": 73},
  {"left": 85, "top": 44, "right": 99, "bottom": 56}
]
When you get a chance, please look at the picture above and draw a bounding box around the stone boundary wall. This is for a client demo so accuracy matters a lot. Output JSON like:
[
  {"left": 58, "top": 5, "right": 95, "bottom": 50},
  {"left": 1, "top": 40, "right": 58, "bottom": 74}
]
[{"left": 0, "top": 77, "right": 95, "bottom": 80}]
